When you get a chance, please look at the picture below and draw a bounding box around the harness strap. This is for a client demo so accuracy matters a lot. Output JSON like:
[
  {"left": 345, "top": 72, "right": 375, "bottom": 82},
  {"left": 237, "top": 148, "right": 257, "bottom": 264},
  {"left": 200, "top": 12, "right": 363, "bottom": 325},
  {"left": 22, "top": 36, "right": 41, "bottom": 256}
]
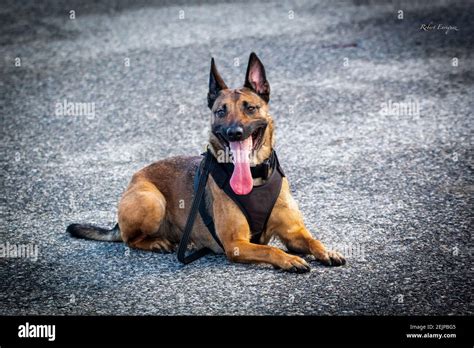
[
  {"left": 177, "top": 150, "right": 284, "bottom": 264},
  {"left": 208, "top": 149, "right": 284, "bottom": 242},
  {"left": 177, "top": 152, "right": 215, "bottom": 264},
  {"left": 198, "top": 188, "right": 224, "bottom": 249}
]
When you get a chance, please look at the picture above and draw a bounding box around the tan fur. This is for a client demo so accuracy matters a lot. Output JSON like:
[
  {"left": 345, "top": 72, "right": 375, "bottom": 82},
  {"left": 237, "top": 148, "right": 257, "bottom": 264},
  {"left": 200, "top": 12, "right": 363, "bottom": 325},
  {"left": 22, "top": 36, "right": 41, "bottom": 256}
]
[
  {"left": 208, "top": 88, "right": 274, "bottom": 165},
  {"left": 116, "top": 56, "right": 345, "bottom": 272},
  {"left": 118, "top": 156, "right": 222, "bottom": 253}
]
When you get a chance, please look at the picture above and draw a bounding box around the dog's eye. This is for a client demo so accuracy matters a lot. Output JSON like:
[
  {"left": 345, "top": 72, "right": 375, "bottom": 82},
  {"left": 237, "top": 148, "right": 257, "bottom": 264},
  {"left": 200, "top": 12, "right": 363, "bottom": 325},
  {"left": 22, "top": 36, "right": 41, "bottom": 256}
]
[
  {"left": 215, "top": 108, "right": 226, "bottom": 118},
  {"left": 246, "top": 105, "right": 256, "bottom": 113}
]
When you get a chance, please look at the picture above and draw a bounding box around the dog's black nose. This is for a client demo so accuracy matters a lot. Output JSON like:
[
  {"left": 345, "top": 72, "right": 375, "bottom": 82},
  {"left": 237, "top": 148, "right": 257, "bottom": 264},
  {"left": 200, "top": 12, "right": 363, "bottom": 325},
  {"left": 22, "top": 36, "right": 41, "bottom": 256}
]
[{"left": 226, "top": 126, "right": 244, "bottom": 141}]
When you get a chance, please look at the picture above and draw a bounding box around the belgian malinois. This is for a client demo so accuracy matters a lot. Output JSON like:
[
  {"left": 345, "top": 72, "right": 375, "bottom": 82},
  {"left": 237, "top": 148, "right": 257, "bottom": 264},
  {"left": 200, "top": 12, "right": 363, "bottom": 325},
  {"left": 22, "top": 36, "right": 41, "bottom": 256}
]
[{"left": 68, "top": 53, "right": 345, "bottom": 272}]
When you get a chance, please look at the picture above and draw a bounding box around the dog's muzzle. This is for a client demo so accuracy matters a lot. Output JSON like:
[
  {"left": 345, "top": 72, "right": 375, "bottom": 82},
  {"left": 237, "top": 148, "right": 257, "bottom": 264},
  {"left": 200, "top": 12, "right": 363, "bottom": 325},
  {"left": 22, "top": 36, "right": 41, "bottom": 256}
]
[{"left": 214, "top": 120, "right": 267, "bottom": 149}]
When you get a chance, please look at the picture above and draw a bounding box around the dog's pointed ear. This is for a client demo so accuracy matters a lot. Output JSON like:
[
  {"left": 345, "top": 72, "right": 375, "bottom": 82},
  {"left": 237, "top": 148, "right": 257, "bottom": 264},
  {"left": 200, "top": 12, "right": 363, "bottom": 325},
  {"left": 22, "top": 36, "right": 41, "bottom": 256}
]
[
  {"left": 244, "top": 52, "right": 270, "bottom": 103},
  {"left": 208, "top": 58, "right": 228, "bottom": 109}
]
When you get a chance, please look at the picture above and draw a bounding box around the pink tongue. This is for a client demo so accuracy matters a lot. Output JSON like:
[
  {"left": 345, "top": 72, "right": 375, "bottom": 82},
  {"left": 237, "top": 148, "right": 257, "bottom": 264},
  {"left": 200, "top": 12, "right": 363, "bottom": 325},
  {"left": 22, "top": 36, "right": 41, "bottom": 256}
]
[{"left": 229, "top": 137, "right": 253, "bottom": 195}]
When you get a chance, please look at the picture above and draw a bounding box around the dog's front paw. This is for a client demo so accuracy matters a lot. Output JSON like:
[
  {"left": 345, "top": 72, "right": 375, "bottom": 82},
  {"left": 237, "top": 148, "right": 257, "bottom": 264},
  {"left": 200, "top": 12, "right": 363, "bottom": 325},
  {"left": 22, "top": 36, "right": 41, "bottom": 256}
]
[
  {"left": 280, "top": 255, "right": 311, "bottom": 273},
  {"left": 318, "top": 250, "right": 346, "bottom": 267}
]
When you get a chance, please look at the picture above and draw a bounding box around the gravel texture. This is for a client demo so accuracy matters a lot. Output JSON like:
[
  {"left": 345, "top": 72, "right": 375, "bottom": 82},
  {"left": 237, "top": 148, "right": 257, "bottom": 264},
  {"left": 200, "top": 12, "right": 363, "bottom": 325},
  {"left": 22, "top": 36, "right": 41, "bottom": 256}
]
[{"left": 0, "top": 0, "right": 472, "bottom": 315}]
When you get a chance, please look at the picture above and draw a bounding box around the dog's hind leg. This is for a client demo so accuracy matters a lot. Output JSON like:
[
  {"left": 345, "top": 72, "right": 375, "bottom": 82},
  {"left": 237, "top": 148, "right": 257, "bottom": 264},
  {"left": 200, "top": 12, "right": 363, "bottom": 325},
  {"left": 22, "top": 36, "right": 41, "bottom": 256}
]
[
  {"left": 118, "top": 178, "right": 175, "bottom": 253},
  {"left": 127, "top": 235, "right": 175, "bottom": 253}
]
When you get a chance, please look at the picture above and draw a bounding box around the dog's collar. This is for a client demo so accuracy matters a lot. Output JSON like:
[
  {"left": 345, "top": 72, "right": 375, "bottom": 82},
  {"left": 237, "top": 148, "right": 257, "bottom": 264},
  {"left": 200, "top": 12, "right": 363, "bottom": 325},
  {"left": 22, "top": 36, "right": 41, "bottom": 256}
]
[{"left": 250, "top": 152, "right": 275, "bottom": 180}]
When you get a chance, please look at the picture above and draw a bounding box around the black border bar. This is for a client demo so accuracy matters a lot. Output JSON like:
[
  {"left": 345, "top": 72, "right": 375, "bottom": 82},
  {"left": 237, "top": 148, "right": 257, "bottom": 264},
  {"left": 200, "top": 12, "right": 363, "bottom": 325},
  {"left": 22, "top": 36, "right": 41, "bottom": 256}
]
[{"left": 0, "top": 316, "right": 471, "bottom": 346}]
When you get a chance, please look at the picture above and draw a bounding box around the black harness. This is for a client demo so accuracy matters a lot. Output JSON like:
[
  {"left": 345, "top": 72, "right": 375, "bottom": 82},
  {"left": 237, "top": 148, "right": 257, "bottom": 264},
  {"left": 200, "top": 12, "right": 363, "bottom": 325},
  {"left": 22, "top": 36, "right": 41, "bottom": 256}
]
[{"left": 177, "top": 149, "right": 285, "bottom": 264}]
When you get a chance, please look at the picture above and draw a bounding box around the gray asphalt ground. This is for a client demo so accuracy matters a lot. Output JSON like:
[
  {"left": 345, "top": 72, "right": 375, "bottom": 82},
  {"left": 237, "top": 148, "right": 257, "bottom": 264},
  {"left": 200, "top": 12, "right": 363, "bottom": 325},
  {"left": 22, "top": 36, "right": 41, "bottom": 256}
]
[{"left": 0, "top": 0, "right": 472, "bottom": 315}]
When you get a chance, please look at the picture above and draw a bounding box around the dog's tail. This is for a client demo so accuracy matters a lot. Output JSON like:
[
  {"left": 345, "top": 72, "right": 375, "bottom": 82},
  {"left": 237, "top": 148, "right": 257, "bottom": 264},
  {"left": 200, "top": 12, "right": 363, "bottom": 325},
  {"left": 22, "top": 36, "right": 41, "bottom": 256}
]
[{"left": 67, "top": 223, "right": 122, "bottom": 242}]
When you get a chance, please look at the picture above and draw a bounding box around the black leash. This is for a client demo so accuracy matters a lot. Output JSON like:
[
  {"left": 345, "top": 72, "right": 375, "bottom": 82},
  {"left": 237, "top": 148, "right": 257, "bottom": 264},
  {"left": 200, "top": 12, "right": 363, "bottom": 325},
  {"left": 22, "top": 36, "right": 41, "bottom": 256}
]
[{"left": 177, "top": 151, "right": 215, "bottom": 264}]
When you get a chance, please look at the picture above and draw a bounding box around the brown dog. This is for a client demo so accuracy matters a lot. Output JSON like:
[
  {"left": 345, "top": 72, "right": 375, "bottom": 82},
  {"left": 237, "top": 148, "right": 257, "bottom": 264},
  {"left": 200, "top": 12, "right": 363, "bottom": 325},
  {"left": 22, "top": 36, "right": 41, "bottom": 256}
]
[{"left": 67, "top": 53, "right": 345, "bottom": 273}]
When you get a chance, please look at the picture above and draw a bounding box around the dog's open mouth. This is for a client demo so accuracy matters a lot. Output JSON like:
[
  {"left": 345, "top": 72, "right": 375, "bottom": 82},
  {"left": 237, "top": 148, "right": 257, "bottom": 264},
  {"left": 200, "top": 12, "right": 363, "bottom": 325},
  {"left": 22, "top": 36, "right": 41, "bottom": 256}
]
[
  {"left": 215, "top": 124, "right": 266, "bottom": 152},
  {"left": 250, "top": 125, "right": 266, "bottom": 151}
]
